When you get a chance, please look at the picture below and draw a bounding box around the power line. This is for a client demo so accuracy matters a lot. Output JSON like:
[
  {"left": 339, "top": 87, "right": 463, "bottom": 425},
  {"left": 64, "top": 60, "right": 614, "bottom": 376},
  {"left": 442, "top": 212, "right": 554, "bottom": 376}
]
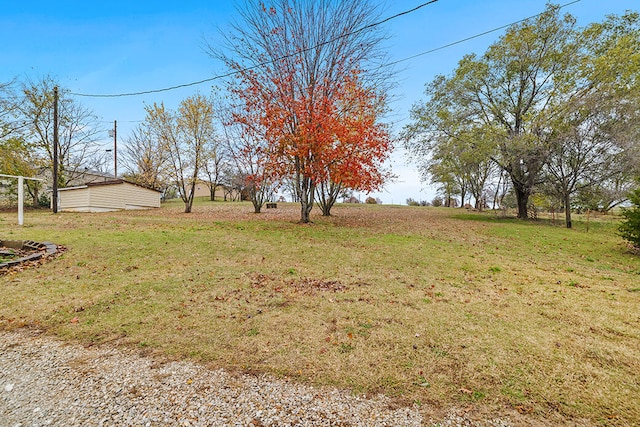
[
  {"left": 70, "top": 1, "right": 441, "bottom": 98},
  {"left": 360, "top": 0, "right": 439, "bottom": 29},
  {"left": 70, "top": 0, "right": 583, "bottom": 100},
  {"left": 386, "top": 0, "right": 583, "bottom": 68}
]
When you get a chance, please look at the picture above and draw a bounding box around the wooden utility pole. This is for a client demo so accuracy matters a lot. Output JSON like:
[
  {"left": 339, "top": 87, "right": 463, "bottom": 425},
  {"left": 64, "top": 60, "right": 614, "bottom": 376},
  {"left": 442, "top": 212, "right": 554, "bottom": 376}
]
[
  {"left": 52, "top": 86, "right": 59, "bottom": 213},
  {"left": 108, "top": 120, "right": 118, "bottom": 177}
]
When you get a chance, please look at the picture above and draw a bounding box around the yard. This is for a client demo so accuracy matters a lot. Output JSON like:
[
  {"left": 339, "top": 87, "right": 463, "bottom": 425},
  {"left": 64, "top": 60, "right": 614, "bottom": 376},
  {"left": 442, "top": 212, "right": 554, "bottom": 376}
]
[{"left": 1, "top": 200, "right": 638, "bottom": 425}]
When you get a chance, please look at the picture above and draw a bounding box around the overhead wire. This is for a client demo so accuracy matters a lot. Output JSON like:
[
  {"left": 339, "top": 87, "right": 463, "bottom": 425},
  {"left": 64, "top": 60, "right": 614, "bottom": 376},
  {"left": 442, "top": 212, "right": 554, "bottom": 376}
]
[
  {"left": 70, "top": 1, "right": 441, "bottom": 98},
  {"left": 70, "top": 0, "right": 583, "bottom": 99},
  {"left": 385, "top": 0, "right": 583, "bottom": 68}
]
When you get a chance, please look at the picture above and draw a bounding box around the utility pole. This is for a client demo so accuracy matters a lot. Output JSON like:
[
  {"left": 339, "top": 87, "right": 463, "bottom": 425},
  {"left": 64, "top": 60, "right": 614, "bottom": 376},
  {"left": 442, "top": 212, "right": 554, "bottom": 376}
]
[
  {"left": 52, "top": 86, "right": 59, "bottom": 213},
  {"left": 108, "top": 120, "right": 118, "bottom": 178},
  {"left": 113, "top": 120, "right": 117, "bottom": 178}
]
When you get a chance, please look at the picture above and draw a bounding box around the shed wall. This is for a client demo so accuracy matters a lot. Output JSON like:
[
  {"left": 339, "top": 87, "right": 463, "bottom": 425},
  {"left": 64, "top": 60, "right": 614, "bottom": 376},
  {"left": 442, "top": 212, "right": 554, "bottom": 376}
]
[
  {"left": 59, "top": 187, "right": 90, "bottom": 210},
  {"left": 59, "top": 182, "right": 160, "bottom": 212},
  {"left": 89, "top": 182, "right": 160, "bottom": 209}
]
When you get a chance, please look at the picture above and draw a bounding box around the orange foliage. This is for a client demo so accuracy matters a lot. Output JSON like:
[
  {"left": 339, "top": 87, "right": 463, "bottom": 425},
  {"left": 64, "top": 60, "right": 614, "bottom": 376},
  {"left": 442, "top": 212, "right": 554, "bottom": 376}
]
[{"left": 231, "top": 65, "right": 391, "bottom": 194}]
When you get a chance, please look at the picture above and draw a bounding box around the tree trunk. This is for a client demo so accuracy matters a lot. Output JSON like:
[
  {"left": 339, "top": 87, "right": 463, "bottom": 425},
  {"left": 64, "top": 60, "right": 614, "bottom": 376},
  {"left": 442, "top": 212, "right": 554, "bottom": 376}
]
[
  {"left": 492, "top": 173, "right": 502, "bottom": 210},
  {"left": 185, "top": 182, "right": 196, "bottom": 213},
  {"left": 318, "top": 194, "right": 335, "bottom": 216},
  {"left": 300, "top": 187, "right": 314, "bottom": 222},
  {"left": 514, "top": 185, "right": 529, "bottom": 219},
  {"left": 564, "top": 192, "right": 572, "bottom": 229},
  {"left": 31, "top": 185, "right": 39, "bottom": 208},
  {"left": 299, "top": 176, "right": 314, "bottom": 223},
  {"left": 294, "top": 157, "right": 315, "bottom": 223},
  {"left": 319, "top": 203, "right": 331, "bottom": 216},
  {"left": 317, "top": 181, "right": 341, "bottom": 216},
  {"left": 250, "top": 184, "right": 264, "bottom": 213}
]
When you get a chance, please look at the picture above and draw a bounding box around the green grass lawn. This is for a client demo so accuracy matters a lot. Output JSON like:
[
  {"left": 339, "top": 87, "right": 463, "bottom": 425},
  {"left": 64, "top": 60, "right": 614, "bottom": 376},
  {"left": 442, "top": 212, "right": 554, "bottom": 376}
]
[{"left": 1, "top": 200, "right": 639, "bottom": 425}]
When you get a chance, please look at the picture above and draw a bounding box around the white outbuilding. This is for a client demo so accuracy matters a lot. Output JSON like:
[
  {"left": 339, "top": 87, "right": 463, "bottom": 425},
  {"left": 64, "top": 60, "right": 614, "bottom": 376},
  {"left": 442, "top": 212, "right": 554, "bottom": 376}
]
[{"left": 57, "top": 179, "right": 161, "bottom": 212}]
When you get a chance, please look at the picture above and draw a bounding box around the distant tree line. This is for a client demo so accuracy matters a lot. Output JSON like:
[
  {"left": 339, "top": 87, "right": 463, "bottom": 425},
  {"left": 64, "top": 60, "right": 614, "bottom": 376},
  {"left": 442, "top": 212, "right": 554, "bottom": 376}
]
[{"left": 403, "top": 5, "right": 640, "bottom": 228}]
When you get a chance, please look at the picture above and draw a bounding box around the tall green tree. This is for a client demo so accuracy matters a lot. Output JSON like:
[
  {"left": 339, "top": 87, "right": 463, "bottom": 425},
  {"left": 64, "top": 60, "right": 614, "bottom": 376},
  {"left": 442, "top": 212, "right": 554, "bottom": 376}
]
[
  {"left": 543, "top": 11, "right": 640, "bottom": 226},
  {"left": 0, "top": 137, "right": 44, "bottom": 206},
  {"left": 582, "top": 11, "right": 640, "bottom": 173},
  {"left": 619, "top": 183, "right": 640, "bottom": 250},
  {"left": 405, "top": 5, "right": 580, "bottom": 219}
]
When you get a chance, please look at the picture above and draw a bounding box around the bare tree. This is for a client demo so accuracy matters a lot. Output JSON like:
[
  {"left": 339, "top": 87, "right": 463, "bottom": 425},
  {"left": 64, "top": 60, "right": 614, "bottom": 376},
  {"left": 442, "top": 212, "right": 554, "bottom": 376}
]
[
  {"left": 220, "top": 168, "right": 245, "bottom": 202},
  {"left": 145, "top": 94, "right": 216, "bottom": 213},
  {"left": 220, "top": 107, "right": 275, "bottom": 213},
  {"left": 201, "top": 136, "right": 227, "bottom": 202},
  {"left": 15, "top": 76, "right": 104, "bottom": 187},
  {"left": 1, "top": 80, "right": 21, "bottom": 140},
  {"left": 543, "top": 94, "right": 628, "bottom": 227},
  {"left": 121, "top": 124, "right": 170, "bottom": 193}
]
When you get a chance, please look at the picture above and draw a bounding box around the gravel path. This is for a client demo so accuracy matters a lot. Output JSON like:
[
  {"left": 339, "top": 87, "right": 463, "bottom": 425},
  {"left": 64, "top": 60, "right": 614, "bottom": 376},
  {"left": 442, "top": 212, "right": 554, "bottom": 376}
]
[{"left": 0, "top": 329, "right": 514, "bottom": 427}]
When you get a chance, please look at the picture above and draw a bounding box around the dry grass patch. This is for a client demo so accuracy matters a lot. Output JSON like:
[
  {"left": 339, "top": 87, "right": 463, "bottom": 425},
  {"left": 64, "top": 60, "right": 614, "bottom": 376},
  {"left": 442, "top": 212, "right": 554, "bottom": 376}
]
[{"left": 1, "top": 200, "right": 638, "bottom": 425}]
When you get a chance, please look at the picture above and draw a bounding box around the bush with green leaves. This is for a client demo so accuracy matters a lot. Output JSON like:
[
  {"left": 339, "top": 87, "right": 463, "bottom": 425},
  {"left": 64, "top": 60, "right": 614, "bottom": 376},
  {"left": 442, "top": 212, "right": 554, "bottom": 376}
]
[
  {"left": 618, "top": 186, "right": 640, "bottom": 249},
  {"left": 38, "top": 192, "right": 51, "bottom": 208}
]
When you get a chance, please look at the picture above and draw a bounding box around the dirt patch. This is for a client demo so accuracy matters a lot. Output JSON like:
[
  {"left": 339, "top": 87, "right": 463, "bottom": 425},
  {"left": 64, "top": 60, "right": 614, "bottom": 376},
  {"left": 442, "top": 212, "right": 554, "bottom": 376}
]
[
  {"left": 288, "top": 278, "right": 347, "bottom": 294},
  {"left": 249, "top": 273, "right": 348, "bottom": 295}
]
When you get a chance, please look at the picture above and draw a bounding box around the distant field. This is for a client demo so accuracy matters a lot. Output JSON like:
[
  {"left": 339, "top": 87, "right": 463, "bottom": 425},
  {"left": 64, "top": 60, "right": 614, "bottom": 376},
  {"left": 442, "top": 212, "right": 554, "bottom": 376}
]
[{"left": 1, "top": 200, "right": 639, "bottom": 425}]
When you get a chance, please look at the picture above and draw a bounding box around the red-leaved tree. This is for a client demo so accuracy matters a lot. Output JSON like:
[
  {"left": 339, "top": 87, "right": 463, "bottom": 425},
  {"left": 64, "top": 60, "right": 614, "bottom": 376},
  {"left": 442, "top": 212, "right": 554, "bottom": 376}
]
[
  {"left": 214, "top": 0, "right": 393, "bottom": 222},
  {"left": 313, "top": 70, "right": 392, "bottom": 216}
]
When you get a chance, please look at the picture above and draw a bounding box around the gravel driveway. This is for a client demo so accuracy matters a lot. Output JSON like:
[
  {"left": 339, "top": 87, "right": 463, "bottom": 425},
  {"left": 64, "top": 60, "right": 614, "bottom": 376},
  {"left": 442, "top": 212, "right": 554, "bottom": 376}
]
[{"left": 1, "top": 329, "right": 515, "bottom": 426}]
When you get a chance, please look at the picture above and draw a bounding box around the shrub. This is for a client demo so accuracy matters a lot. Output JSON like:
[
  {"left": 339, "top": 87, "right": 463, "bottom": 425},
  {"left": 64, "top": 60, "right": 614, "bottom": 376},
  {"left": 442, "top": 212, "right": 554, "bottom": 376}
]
[
  {"left": 38, "top": 192, "right": 51, "bottom": 208},
  {"left": 365, "top": 196, "right": 377, "bottom": 204},
  {"left": 619, "top": 186, "right": 640, "bottom": 249}
]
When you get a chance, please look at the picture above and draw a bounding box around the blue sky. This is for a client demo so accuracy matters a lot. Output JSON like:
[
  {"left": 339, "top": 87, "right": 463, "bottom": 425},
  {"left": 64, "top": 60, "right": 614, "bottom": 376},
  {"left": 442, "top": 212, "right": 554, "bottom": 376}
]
[{"left": 1, "top": 0, "right": 637, "bottom": 204}]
